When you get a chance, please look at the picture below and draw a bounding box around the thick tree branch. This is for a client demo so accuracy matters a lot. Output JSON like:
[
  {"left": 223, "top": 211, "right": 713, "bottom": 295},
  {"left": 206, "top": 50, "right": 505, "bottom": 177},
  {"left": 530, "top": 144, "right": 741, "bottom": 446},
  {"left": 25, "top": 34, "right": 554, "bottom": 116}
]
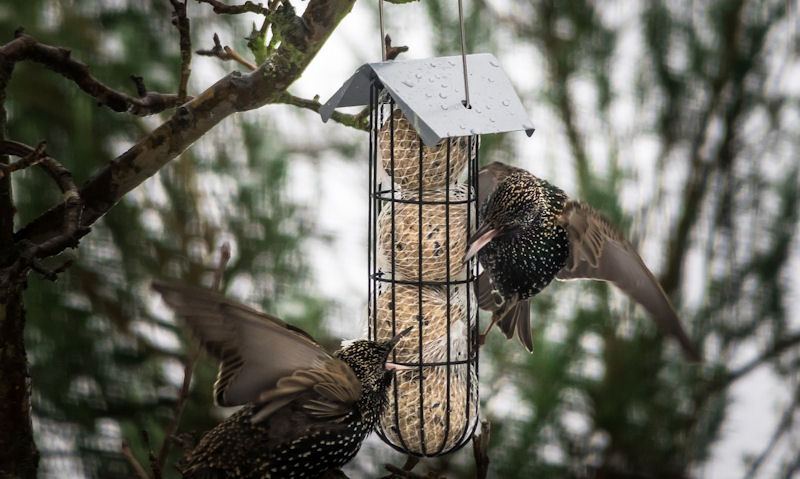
[
  {"left": 0, "top": 30, "right": 184, "bottom": 116},
  {"left": 14, "top": 0, "right": 357, "bottom": 259}
]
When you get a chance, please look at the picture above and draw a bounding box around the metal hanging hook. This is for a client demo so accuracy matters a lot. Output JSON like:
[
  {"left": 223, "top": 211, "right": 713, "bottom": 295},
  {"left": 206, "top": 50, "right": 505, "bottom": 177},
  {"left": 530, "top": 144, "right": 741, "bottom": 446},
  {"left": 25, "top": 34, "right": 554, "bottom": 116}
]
[
  {"left": 458, "top": 0, "right": 470, "bottom": 108},
  {"left": 379, "top": 0, "right": 387, "bottom": 61}
]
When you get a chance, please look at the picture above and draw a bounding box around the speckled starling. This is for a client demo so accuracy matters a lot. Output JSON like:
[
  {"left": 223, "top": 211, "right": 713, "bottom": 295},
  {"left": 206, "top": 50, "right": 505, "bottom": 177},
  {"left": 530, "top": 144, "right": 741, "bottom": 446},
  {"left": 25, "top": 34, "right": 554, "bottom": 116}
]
[
  {"left": 152, "top": 281, "right": 412, "bottom": 478},
  {"left": 464, "top": 162, "right": 700, "bottom": 361}
]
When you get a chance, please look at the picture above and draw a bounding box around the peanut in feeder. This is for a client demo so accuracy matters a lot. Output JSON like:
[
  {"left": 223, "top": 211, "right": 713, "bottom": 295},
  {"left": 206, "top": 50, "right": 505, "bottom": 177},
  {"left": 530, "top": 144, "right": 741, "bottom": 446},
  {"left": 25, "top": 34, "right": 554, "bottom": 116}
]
[{"left": 321, "top": 51, "right": 534, "bottom": 457}]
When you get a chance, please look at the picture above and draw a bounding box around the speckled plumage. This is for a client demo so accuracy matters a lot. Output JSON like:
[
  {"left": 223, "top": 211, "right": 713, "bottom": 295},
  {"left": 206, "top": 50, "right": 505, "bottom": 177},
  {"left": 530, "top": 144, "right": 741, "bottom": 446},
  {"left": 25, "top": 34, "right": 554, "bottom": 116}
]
[
  {"left": 467, "top": 162, "right": 700, "bottom": 360},
  {"left": 151, "top": 282, "right": 409, "bottom": 478},
  {"left": 477, "top": 172, "right": 570, "bottom": 301},
  {"left": 180, "top": 341, "right": 394, "bottom": 479}
]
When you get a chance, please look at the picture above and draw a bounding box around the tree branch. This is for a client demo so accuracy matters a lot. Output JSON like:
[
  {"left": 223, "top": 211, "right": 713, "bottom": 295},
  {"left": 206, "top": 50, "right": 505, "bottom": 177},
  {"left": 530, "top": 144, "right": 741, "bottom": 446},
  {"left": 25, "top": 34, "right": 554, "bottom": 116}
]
[
  {"left": 14, "top": 0, "right": 358, "bottom": 256},
  {"left": 196, "top": 33, "right": 257, "bottom": 71},
  {"left": 0, "top": 30, "right": 184, "bottom": 116},
  {"left": 196, "top": 0, "right": 272, "bottom": 16},
  {"left": 170, "top": 0, "right": 192, "bottom": 102},
  {"left": 276, "top": 92, "right": 368, "bottom": 130}
]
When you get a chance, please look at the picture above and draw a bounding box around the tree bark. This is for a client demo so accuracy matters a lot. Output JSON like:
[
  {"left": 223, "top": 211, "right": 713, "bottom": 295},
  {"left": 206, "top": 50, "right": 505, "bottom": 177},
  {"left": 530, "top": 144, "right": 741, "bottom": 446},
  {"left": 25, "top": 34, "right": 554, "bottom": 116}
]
[{"left": 0, "top": 59, "right": 38, "bottom": 479}]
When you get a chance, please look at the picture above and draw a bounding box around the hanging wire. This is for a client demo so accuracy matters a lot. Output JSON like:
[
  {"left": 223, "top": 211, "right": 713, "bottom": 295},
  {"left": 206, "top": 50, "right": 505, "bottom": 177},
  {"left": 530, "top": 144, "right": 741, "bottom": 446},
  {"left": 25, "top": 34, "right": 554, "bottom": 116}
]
[
  {"left": 379, "top": 0, "right": 387, "bottom": 61},
  {"left": 458, "top": 0, "right": 470, "bottom": 108}
]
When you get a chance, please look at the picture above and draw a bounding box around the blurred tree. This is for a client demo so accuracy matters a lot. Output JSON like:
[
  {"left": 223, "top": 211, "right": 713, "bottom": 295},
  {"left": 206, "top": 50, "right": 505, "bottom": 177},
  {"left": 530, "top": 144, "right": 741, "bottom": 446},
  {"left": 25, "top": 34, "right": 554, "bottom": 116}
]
[{"left": 405, "top": 1, "right": 800, "bottom": 478}]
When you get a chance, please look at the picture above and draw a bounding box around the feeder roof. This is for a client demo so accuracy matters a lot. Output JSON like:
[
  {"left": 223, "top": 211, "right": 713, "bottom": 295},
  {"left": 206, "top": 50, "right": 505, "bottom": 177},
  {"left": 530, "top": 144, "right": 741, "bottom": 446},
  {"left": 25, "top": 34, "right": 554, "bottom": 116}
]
[{"left": 320, "top": 54, "right": 534, "bottom": 147}]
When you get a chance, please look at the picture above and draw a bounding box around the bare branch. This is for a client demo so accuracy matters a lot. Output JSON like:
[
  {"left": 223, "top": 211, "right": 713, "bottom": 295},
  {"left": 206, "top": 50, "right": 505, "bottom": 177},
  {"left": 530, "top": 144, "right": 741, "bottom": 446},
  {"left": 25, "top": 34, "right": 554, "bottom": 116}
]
[
  {"left": 276, "top": 92, "right": 368, "bottom": 130},
  {"left": 472, "top": 419, "right": 491, "bottom": 479},
  {"left": 742, "top": 383, "right": 800, "bottom": 479},
  {"left": 384, "top": 34, "right": 408, "bottom": 61},
  {"left": 211, "top": 242, "right": 231, "bottom": 290},
  {"left": 196, "top": 0, "right": 272, "bottom": 15},
  {"left": 170, "top": 0, "right": 192, "bottom": 102},
  {"left": 14, "top": 0, "right": 359, "bottom": 256},
  {"left": 196, "top": 33, "right": 257, "bottom": 71},
  {"left": 0, "top": 30, "right": 184, "bottom": 116},
  {"left": 121, "top": 441, "right": 150, "bottom": 479}
]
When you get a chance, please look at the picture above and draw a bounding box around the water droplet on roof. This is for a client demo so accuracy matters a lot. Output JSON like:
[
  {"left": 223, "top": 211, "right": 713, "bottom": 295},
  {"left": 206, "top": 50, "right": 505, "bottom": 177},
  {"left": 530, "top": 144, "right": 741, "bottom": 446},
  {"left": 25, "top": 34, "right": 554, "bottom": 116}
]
[
  {"left": 487, "top": 77, "right": 495, "bottom": 83},
  {"left": 402, "top": 80, "right": 414, "bottom": 88},
  {"left": 441, "top": 105, "right": 449, "bottom": 110},
  {"left": 502, "top": 100, "right": 510, "bottom": 106},
  {"left": 415, "top": 73, "right": 423, "bottom": 79},
  {"left": 489, "top": 117, "right": 496, "bottom": 123},
  {"left": 448, "top": 60, "right": 456, "bottom": 66},
  {"left": 489, "top": 60, "right": 499, "bottom": 67},
  {"left": 439, "top": 92, "right": 448, "bottom": 99},
  {"left": 425, "top": 92, "right": 433, "bottom": 98}
]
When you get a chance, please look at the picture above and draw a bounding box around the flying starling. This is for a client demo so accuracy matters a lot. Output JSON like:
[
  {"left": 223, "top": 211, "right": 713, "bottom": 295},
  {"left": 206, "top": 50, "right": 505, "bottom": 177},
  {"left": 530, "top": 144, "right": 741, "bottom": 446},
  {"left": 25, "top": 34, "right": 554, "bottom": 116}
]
[
  {"left": 152, "top": 281, "right": 411, "bottom": 478},
  {"left": 464, "top": 162, "right": 700, "bottom": 361}
]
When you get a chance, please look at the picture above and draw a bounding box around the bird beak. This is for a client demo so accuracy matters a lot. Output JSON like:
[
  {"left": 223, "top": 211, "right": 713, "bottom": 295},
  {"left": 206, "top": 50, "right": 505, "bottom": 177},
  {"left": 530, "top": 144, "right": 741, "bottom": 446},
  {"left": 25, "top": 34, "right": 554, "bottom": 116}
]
[
  {"left": 386, "top": 327, "right": 413, "bottom": 350},
  {"left": 464, "top": 223, "right": 501, "bottom": 263},
  {"left": 385, "top": 362, "right": 413, "bottom": 371},
  {"left": 384, "top": 327, "right": 414, "bottom": 371}
]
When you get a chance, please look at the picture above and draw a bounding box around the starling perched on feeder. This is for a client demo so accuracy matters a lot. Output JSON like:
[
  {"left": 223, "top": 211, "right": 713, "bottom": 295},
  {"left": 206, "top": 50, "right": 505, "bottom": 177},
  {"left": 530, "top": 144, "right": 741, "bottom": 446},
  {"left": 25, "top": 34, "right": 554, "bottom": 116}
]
[
  {"left": 151, "top": 281, "right": 411, "bottom": 478},
  {"left": 465, "top": 162, "right": 700, "bottom": 361}
]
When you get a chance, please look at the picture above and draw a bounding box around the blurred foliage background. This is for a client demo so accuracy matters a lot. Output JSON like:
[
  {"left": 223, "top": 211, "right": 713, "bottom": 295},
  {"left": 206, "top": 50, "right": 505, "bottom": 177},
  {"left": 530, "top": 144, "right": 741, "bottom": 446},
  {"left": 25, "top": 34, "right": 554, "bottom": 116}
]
[{"left": 2, "top": 0, "right": 799, "bottom": 478}]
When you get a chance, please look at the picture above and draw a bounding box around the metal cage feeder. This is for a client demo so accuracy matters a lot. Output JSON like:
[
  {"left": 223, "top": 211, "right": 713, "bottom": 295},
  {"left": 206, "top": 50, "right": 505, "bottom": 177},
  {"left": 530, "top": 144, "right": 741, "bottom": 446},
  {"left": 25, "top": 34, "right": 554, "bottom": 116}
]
[{"left": 321, "top": 54, "right": 534, "bottom": 457}]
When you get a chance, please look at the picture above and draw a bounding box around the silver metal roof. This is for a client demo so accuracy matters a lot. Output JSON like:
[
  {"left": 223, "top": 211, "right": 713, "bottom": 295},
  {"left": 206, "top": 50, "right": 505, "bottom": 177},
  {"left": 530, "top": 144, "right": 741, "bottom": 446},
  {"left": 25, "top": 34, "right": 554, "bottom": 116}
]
[{"left": 320, "top": 53, "right": 534, "bottom": 146}]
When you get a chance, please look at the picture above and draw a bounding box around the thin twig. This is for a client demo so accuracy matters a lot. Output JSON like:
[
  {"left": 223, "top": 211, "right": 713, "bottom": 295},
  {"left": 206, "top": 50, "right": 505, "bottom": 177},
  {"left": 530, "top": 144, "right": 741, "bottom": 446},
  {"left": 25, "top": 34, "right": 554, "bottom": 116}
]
[
  {"left": 384, "top": 34, "right": 408, "bottom": 61},
  {"left": 121, "top": 441, "right": 150, "bottom": 479},
  {"left": 196, "top": 0, "right": 272, "bottom": 15},
  {"left": 0, "top": 140, "right": 46, "bottom": 178},
  {"left": 0, "top": 30, "right": 184, "bottom": 116},
  {"left": 196, "top": 33, "right": 257, "bottom": 71},
  {"left": 155, "top": 243, "right": 231, "bottom": 471},
  {"left": 276, "top": 92, "right": 369, "bottom": 131},
  {"left": 169, "top": 0, "right": 192, "bottom": 102},
  {"left": 0, "top": 140, "right": 85, "bottom": 286},
  {"left": 472, "top": 419, "right": 491, "bottom": 479},
  {"left": 212, "top": 242, "right": 231, "bottom": 291}
]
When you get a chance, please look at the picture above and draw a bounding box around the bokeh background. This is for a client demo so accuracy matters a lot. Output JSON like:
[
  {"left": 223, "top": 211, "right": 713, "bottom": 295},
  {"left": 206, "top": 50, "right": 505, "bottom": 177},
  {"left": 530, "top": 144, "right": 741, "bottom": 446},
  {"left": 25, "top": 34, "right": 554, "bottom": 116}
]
[{"left": 3, "top": 0, "right": 799, "bottom": 477}]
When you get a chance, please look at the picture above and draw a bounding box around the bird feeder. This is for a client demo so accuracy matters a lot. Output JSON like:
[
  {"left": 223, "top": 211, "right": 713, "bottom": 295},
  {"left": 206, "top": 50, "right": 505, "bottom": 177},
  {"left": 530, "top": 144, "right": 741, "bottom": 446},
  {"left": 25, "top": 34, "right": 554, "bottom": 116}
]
[{"left": 321, "top": 54, "right": 533, "bottom": 456}]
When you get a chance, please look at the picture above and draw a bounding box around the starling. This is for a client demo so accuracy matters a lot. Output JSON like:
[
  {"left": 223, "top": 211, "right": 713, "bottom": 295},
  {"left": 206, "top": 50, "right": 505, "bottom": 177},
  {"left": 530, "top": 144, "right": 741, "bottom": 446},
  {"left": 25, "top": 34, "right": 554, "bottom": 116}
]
[
  {"left": 152, "top": 281, "right": 412, "bottom": 478},
  {"left": 464, "top": 162, "right": 700, "bottom": 361}
]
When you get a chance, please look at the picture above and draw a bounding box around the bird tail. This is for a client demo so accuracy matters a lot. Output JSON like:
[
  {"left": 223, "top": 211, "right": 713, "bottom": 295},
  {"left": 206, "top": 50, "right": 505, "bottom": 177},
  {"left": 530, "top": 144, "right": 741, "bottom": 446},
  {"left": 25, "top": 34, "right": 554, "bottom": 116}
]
[{"left": 496, "top": 298, "right": 533, "bottom": 353}]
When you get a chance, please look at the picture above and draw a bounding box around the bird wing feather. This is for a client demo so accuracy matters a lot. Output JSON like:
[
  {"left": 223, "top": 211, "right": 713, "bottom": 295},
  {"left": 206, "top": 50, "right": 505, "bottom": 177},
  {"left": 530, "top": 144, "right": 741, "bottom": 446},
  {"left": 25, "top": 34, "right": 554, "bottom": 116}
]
[
  {"left": 152, "top": 281, "right": 335, "bottom": 406},
  {"left": 253, "top": 358, "right": 362, "bottom": 423},
  {"left": 555, "top": 202, "right": 700, "bottom": 360}
]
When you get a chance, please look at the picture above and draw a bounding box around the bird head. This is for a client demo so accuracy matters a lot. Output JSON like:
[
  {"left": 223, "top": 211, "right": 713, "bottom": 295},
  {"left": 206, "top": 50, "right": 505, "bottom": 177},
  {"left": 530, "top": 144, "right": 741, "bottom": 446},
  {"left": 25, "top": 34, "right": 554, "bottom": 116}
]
[
  {"left": 465, "top": 172, "right": 541, "bottom": 261},
  {"left": 335, "top": 327, "right": 413, "bottom": 393}
]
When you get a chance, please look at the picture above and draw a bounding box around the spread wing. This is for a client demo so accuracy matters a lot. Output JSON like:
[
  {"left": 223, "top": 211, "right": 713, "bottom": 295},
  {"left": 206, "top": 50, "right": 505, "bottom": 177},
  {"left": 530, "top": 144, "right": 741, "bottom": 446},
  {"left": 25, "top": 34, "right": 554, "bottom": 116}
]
[
  {"left": 478, "top": 161, "right": 528, "bottom": 210},
  {"left": 253, "top": 358, "right": 362, "bottom": 423},
  {"left": 152, "top": 281, "right": 336, "bottom": 406},
  {"left": 555, "top": 202, "right": 701, "bottom": 361}
]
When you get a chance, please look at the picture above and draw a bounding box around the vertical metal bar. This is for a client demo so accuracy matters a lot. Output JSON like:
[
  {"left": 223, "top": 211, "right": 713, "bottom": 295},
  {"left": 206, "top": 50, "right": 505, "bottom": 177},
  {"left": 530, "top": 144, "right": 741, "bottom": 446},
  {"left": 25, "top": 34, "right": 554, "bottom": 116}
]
[
  {"left": 458, "top": 0, "right": 470, "bottom": 108},
  {"left": 379, "top": 0, "right": 387, "bottom": 61},
  {"left": 441, "top": 138, "right": 452, "bottom": 455},
  {"left": 368, "top": 84, "right": 375, "bottom": 342},
  {"left": 416, "top": 131, "right": 427, "bottom": 455}
]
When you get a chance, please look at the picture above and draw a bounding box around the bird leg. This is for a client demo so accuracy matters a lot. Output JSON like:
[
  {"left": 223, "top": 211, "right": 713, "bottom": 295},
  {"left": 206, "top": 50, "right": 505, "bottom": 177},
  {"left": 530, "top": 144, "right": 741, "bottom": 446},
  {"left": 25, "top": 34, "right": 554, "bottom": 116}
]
[{"left": 478, "top": 316, "right": 500, "bottom": 345}]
